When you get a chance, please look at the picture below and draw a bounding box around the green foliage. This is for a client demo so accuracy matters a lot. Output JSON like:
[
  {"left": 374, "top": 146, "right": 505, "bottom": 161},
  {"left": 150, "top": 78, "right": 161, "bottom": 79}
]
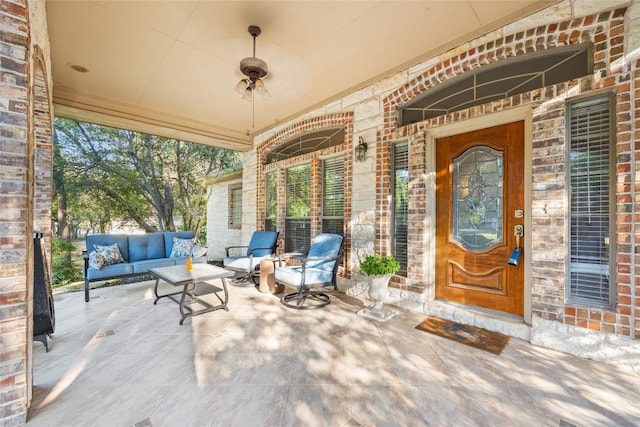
[
  {"left": 53, "top": 118, "right": 242, "bottom": 236},
  {"left": 359, "top": 254, "right": 400, "bottom": 276},
  {"left": 197, "top": 216, "right": 207, "bottom": 243},
  {"left": 51, "top": 237, "right": 82, "bottom": 287}
]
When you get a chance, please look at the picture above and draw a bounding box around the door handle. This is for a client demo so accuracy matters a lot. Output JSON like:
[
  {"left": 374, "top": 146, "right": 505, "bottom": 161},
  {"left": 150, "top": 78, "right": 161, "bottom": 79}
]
[
  {"left": 514, "top": 224, "right": 524, "bottom": 249},
  {"left": 509, "top": 225, "right": 524, "bottom": 266}
]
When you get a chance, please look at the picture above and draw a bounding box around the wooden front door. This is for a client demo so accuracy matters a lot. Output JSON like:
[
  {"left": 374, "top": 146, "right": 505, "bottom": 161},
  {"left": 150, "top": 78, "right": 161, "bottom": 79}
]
[{"left": 435, "top": 121, "right": 525, "bottom": 316}]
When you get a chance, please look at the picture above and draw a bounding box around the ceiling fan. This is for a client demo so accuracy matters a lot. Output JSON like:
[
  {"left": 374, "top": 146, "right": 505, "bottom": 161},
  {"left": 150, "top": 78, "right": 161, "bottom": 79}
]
[{"left": 235, "top": 26, "right": 270, "bottom": 130}]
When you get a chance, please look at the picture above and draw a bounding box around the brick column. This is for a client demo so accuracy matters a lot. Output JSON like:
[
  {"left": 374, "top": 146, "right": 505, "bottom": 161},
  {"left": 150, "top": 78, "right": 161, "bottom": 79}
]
[{"left": 1, "top": 1, "right": 34, "bottom": 425}]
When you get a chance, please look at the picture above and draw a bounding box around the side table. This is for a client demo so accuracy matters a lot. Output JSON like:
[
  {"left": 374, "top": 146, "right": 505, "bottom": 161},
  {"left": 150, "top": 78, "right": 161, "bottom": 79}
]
[{"left": 258, "top": 257, "right": 285, "bottom": 294}]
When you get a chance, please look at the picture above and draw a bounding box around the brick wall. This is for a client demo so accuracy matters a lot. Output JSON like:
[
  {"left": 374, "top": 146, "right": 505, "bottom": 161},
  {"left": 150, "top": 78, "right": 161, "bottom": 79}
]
[
  {"left": 377, "top": 7, "right": 638, "bottom": 338},
  {"left": 1, "top": 1, "right": 53, "bottom": 424},
  {"left": 33, "top": 48, "right": 53, "bottom": 297},
  {"left": 1, "top": 0, "right": 32, "bottom": 425},
  {"left": 310, "top": 158, "right": 322, "bottom": 236}
]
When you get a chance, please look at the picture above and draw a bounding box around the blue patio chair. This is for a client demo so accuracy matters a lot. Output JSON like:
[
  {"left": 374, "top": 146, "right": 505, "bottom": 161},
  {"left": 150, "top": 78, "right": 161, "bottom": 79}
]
[
  {"left": 276, "top": 233, "right": 344, "bottom": 309},
  {"left": 224, "top": 231, "right": 279, "bottom": 284}
]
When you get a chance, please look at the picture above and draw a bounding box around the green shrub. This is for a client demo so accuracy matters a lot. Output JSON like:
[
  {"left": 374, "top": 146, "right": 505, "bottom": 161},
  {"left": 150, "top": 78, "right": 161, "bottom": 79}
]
[
  {"left": 51, "top": 237, "right": 82, "bottom": 288},
  {"left": 359, "top": 254, "right": 400, "bottom": 276}
]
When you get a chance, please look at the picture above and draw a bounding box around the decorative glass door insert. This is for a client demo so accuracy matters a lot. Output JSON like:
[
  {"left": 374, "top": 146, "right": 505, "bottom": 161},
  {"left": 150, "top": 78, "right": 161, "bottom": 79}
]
[{"left": 452, "top": 146, "right": 503, "bottom": 251}]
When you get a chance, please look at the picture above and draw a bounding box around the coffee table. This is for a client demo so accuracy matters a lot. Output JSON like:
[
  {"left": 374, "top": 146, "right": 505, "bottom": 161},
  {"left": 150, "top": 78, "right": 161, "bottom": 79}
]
[{"left": 150, "top": 263, "right": 234, "bottom": 325}]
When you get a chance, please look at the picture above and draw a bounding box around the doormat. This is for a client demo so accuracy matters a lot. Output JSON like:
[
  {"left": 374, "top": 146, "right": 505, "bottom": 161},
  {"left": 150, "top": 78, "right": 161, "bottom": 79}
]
[{"left": 415, "top": 317, "right": 510, "bottom": 355}]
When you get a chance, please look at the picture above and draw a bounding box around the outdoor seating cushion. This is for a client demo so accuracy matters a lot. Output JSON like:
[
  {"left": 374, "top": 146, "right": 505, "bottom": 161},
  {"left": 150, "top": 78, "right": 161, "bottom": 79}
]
[
  {"left": 305, "top": 233, "right": 343, "bottom": 271},
  {"left": 274, "top": 233, "right": 343, "bottom": 288},
  {"left": 169, "top": 237, "right": 196, "bottom": 257},
  {"left": 131, "top": 258, "right": 177, "bottom": 273},
  {"left": 163, "top": 231, "right": 197, "bottom": 258},
  {"left": 86, "top": 234, "right": 130, "bottom": 262},
  {"left": 94, "top": 243, "right": 125, "bottom": 265},
  {"left": 246, "top": 231, "right": 279, "bottom": 257},
  {"left": 223, "top": 231, "right": 278, "bottom": 272},
  {"left": 128, "top": 233, "right": 166, "bottom": 262},
  {"left": 274, "top": 266, "right": 334, "bottom": 287},
  {"left": 224, "top": 255, "right": 269, "bottom": 271},
  {"left": 86, "top": 262, "right": 135, "bottom": 281}
]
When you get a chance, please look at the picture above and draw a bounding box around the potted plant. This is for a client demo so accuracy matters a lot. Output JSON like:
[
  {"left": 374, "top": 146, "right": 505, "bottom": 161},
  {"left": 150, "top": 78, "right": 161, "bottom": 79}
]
[
  {"left": 359, "top": 254, "right": 400, "bottom": 276},
  {"left": 357, "top": 254, "right": 400, "bottom": 322}
]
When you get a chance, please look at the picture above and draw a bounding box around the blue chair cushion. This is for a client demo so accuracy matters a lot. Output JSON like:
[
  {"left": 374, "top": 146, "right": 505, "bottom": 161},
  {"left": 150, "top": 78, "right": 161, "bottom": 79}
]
[
  {"left": 247, "top": 231, "right": 278, "bottom": 257},
  {"left": 306, "top": 233, "right": 343, "bottom": 271},
  {"left": 274, "top": 266, "right": 334, "bottom": 287},
  {"left": 128, "top": 233, "right": 165, "bottom": 262},
  {"left": 224, "top": 255, "right": 266, "bottom": 271},
  {"left": 86, "top": 262, "right": 134, "bottom": 280},
  {"left": 131, "top": 258, "right": 176, "bottom": 273}
]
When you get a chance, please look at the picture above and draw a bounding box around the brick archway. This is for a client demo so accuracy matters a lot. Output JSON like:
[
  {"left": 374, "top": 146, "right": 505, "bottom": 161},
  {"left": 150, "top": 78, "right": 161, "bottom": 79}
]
[{"left": 256, "top": 113, "right": 354, "bottom": 277}]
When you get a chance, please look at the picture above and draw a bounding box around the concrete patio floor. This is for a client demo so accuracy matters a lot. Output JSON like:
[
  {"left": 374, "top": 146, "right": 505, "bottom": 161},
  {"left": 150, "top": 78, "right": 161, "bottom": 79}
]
[{"left": 27, "top": 279, "right": 640, "bottom": 427}]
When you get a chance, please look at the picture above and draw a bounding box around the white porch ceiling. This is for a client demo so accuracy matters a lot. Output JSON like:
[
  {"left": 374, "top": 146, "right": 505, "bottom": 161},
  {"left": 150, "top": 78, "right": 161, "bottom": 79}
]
[{"left": 46, "top": 1, "right": 557, "bottom": 152}]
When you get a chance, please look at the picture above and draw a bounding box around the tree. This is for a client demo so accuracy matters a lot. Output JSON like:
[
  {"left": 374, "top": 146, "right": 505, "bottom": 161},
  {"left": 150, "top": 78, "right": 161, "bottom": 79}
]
[{"left": 53, "top": 118, "right": 241, "bottom": 236}]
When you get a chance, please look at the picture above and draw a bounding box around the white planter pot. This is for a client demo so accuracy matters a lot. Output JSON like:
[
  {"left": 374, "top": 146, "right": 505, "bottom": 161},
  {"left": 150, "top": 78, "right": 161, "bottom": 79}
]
[
  {"left": 367, "top": 274, "right": 393, "bottom": 302},
  {"left": 357, "top": 273, "right": 398, "bottom": 322}
]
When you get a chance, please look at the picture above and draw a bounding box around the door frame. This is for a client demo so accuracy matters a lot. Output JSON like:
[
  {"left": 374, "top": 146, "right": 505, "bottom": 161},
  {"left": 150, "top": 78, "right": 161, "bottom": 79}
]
[{"left": 424, "top": 106, "right": 533, "bottom": 323}]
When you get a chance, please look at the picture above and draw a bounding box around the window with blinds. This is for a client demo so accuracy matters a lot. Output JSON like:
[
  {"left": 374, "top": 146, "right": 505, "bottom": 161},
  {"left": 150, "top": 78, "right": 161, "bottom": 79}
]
[
  {"left": 392, "top": 142, "right": 409, "bottom": 275},
  {"left": 322, "top": 157, "right": 344, "bottom": 235},
  {"left": 264, "top": 171, "right": 277, "bottom": 232},
  {"left": 285, "top": 164, "right": 311, "bottom": 253},
  {"left": 568, "top": 95, "right": 615, "bottom": 306},
  {"left": 228, "top": 184, "right": 242, "bottom": 230}
]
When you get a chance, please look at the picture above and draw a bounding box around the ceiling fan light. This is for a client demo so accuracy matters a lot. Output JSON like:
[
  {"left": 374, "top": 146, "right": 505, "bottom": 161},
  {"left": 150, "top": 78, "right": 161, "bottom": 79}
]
[
  {"left": 241, "top": 87, "right": 253, "bottom": 101},
  {"left": 255, "top": 86, "right": 270, "bottom": 101},
  {"left": 234, "top": 79, "right": 249, "bottom": 95},
  {"left": 236, "top": 25, "right": 270, "bottom": 124},
  {"left": 254, "top": 79, "right": 267, "bottom": 94}
]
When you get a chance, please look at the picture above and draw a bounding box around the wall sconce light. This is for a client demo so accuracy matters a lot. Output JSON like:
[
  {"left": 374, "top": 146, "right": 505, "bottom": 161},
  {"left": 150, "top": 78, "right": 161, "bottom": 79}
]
[{"left": 355, "top": 136, "right": 368, "bottom": 162}]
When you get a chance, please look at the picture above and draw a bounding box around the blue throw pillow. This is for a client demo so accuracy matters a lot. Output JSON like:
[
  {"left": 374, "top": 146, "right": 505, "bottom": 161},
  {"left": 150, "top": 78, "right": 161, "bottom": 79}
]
[
  {"left": 94, "top": 243, "right": 125, "bottom": 266},
  {"left": 88, "top": 251, "right": 106, "bottom": 270},
  {"left": 170, "top": 237, "right": 195, "bottom": 258}
]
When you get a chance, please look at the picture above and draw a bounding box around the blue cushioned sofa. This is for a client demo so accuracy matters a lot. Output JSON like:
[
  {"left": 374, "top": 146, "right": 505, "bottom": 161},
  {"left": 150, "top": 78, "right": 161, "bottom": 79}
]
[{"left": 83, "top": 231, "right": 205, "bottom": 302}]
